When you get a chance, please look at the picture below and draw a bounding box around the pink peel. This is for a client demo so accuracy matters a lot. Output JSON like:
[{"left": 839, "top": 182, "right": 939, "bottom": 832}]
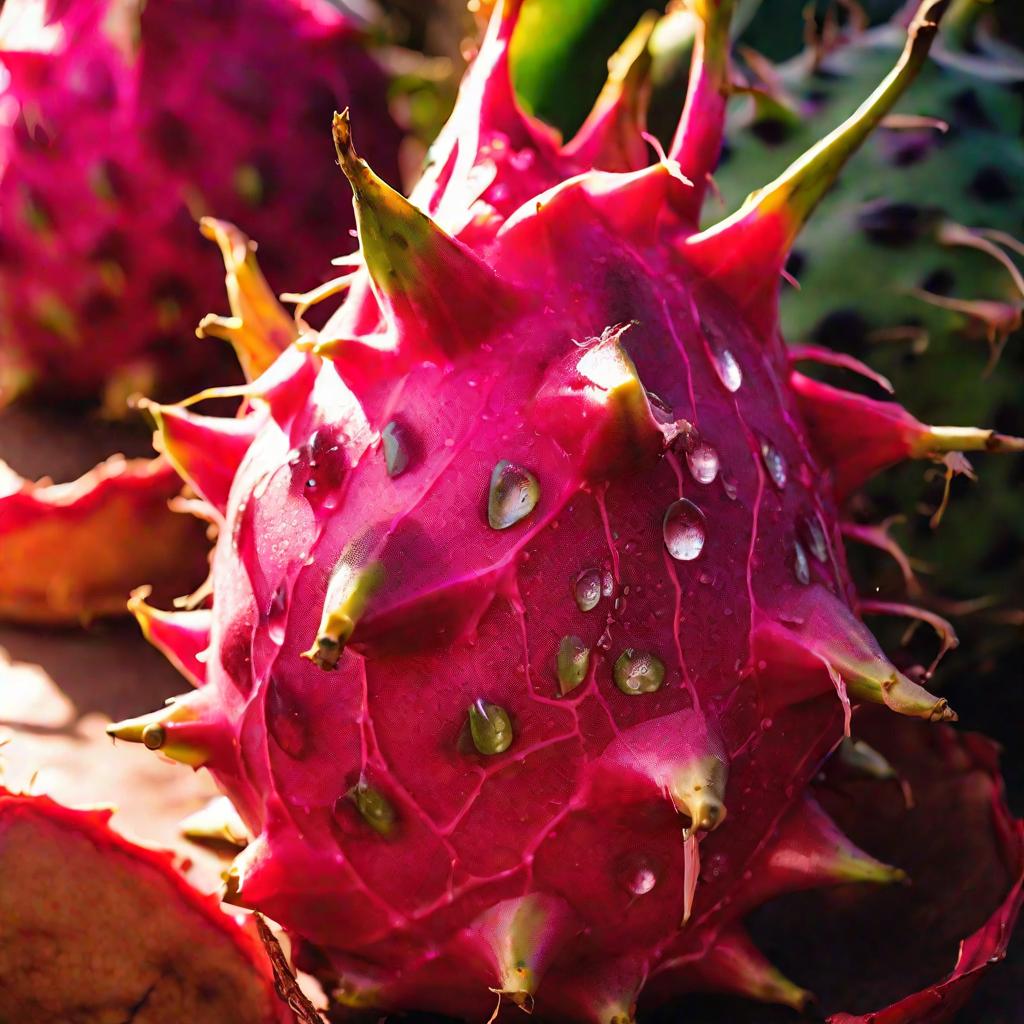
[{"left": 0, "top": 454, "right": 207, "bottom": 624}]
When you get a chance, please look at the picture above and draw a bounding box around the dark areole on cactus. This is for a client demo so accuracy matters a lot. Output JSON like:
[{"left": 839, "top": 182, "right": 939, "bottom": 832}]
[{"left": 108, "top": 1, "right": 1023, "bottom": 1021}]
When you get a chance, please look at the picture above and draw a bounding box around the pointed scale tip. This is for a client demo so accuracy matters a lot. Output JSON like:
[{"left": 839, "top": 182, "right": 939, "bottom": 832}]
[
  {"left": 755, "top": 587, "right": 956, "bottom": 725},
  {"left": 656, "top": 925, "right": 812, "bottom": 1012},
  {"left": 180, "top": 797, "right": 249, "bottom": 851},
  {"left": 332, "top": 108, "right": 367, "bottom": 191},
  {"left": 743, "top": 0, "right": 946, "bottom": 235},
  {"left": 668, "top": 0, "right": 738, "bottom": 218},
  {"left": 469, "top": 893, "right": 576, "bottom": 1007},
  {"left": 562, "top": 11, "right": 658, "bottom": 173},
  {"left": 106, "top": 698, "right": 211, "bottom": 768},
  {"left": 685, "top": 0, "right": 948, "bottom": 310},
  {"left": 915, "top": 425, "right": 1024, "bottom": 458},
  {"left": 141, "top": 398, "right": 258, "bottom": 516},
  {"left": 332, "top": 110, "right": 516, "bottom": 360},
  {"left": 301, "top": 559, "right": 384, "bottom": 670},
  {"left": 531, "top": 324, "right": 670, "bottom": 480},
  {"left": 791, "top": 372, "right": 1024, "bottom": 501},
  {"left": 731, "top": 796, "right": 906, "bottom": 921},
  {"left": 129, "top": 585, "right": 211, "bottom": 689},
  {"left": 196, "top": 218, "right": 296, "bottom": 381}
]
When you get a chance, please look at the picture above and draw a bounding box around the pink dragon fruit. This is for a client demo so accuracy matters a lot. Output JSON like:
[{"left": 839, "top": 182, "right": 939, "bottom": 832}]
[
  {"left": 108, "top": 1, "right": 1023, "bottom": 1020},
  {"left": 0, "top": 0, "right": 400, "bottom": 406},
  {"left": 0, "top": 787, "right": 295, "bottom": 1023}
]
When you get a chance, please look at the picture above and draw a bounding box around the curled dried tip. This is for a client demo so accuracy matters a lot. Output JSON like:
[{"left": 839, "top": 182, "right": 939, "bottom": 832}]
[
  {"left": 280, "top": 274, "right": 352, "bottom": 322},
  {"left": 199, "top": 216, "right": 249, "bottom": 264},
  {"left": 881, "top": 673, "right": 957, "bottom": 722},
  {"left": 195, "top": 217, "right": 296, "bottom": 381},
  {"left": 332, "top": 108, "right": 365, "bottom": 187}
]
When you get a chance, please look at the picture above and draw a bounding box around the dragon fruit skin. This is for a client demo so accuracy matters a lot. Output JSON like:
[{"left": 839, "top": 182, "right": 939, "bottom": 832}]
[
  {"left": 0, "top": 0, "right": 400, "bottom": 405},
  {"left": 0, "top": 787, "right": 293, "bottom": 1023},
  {"left": 0, "top": 452, "right": 208, "bottom": 624},
  {"left": 109, "top": 1, "right": 1023, "bottom": 1020}
]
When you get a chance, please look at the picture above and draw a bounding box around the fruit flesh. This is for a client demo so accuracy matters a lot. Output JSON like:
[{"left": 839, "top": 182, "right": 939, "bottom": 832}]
[
  {"left": 112, "top": 1, "right": 1023, "bottom": 1020},
  {"left": 0, "top": 788, "right": 289, "bottom": 1024}
]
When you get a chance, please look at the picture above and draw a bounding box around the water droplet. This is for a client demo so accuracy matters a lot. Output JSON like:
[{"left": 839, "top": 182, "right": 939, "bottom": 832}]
[
  {"left": 467, "top": 699, "right": 513, "bottom": 755},
  {"left": 793, "top": 540, "right": 810, "bottom": 585},
  {"left": 663, "top": 499, "right": 707, "bottom": 561},
  {"left": 760, "top": 717, "right": 773, "bottom": 731},
  {"left": 286, "top": 430, "right": 348, "bottom": 509},
  {"left": 618, "top": 853, "right": 659, "bottom": 896},
  {"left": 602, "top": 571, "right": 615, "bottom": 597},
  {"left": 714, "top": 348, "right": 742, "bottom": 392},
  {"left": 801, "top": 513, "right": 829, "bottom": 562},
  {"left": 382, "top": 420, "right": 410, "bottom": 478},
  {"left": 574, "top": 568, "right": 603, "bottom": 612},
  {"left": 488, "top": 460, "right": 539, "bottom": 530},
  {"left": 556, "top": 636, "right": 590, "bottom": 695},
  {"left": 349, "top": 780, "right": 396, "bottom": 836},
  {"left": 686, "top": 443, "right": 719, "bottom": 485},
  {"left": 613, "top": 649, "right": 665, "bottom": 695},
  {"left": 759, "top": 438, "right": 787, "bottom": 489}
]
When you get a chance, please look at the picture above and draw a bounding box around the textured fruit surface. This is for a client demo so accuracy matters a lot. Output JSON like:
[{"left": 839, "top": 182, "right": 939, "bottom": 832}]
[
  {"left": 0, "top": 0, "right": 400, "bottom": 404},
  {"left": 0, "top": 787, "right": 291, "bottom": 1023},
  {"left": 115, "top": 1, "right": 1022, "bottom": 1020}
]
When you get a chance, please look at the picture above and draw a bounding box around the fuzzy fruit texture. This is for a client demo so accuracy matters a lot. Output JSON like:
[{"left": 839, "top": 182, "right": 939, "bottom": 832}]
[
  {"left": 0, "top": 787, "right": 292, "bottom": 1023},
  {"left": 0, "top": 0, "right": 400, "bottom": 405},
  {"left": 113, "top": 1, "right": 1023, "bottom": 1020}
]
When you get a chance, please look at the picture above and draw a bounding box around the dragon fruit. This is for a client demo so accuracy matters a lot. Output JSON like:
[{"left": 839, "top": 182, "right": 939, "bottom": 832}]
[
  {"left": 0, "top": 787, "right": 294, "bottom": 1023},
  {"left": 107, "top": 1, "right": 1023, "bottom": 1020},
  {"left": 0, "top": 0, "right": 400, "bottom": 406}
]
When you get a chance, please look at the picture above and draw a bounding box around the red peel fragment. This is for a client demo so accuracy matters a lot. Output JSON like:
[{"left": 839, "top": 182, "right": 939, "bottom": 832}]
[
  {"left": 0, "top": 455, "right": 207, "bottom": 624},
  {"left": 0, "top": 787, "right": 294, "bottom": 1023}
]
